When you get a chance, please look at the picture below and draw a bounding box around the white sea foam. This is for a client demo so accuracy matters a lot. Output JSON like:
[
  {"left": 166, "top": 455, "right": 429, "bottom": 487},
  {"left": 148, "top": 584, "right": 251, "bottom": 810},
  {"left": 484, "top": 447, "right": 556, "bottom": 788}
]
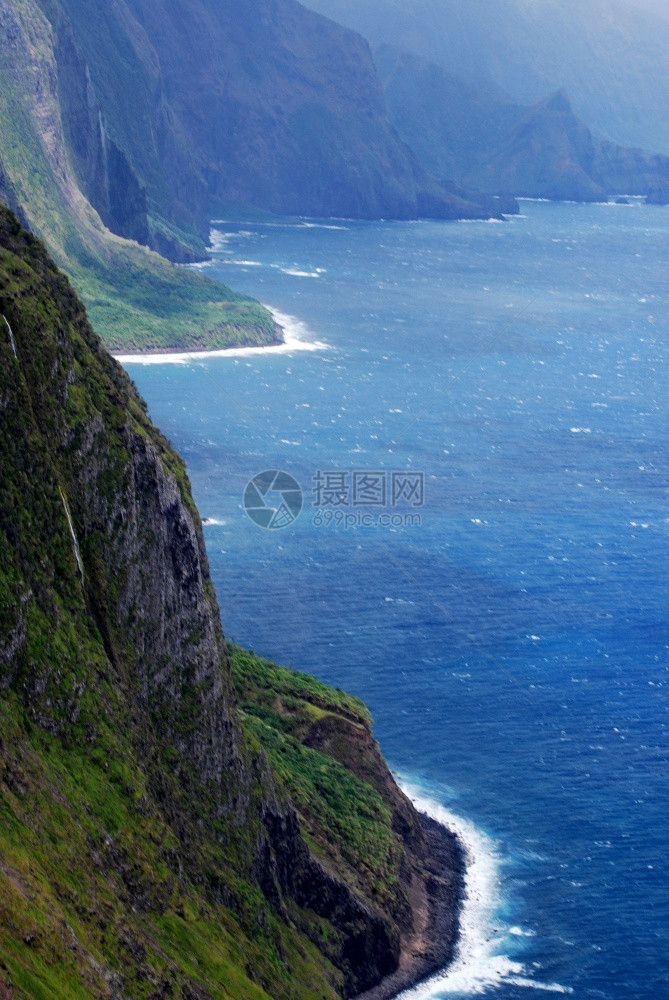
[
  {"left": 208, "top": 230, "right": 235, "bottom": 250},
  {"left": 187, "top": 260, "right": 215, "bottom": 269},
  {"left": 395, "top": 781, "right": 573, "bottom": 998},
  {"left": 280, "top": 267, "right": 321, "bottom": 277},
  {"left": 210, "top": 220, "right": 349, "bottom": 231},
  {"left": 113, "top": 307, "right": 328, "bottom": 364},
  {"left": 298, "top": 221, "right": 349, "bottom": 230}
]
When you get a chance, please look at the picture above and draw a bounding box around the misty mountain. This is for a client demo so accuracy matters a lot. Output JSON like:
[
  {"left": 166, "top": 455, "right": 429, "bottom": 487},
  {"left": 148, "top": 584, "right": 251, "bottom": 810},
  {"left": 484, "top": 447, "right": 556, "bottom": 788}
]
[
  {"left": 36, "top": 0, "right": 499, "bottom": 245},
  {"left": 302, "top": 0, "right": 669, "bottom": 154},
  {"left": 1, "top": 0, "right": 508, "bottom": 350},
  {"left": 375, "top": 46, "right": 669, "bottom": 203}
]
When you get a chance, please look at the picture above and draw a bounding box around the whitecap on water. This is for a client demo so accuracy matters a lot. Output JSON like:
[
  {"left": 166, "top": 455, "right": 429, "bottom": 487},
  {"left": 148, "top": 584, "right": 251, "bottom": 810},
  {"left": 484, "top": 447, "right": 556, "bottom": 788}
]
[{"left": 280, "top": 267, "right": 321, "bottom": 277}]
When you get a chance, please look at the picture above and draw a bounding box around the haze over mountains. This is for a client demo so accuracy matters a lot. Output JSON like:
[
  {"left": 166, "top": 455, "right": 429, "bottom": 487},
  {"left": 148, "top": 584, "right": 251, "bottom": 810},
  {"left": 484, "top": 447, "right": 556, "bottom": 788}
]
[
  {"left": 302, "top": 0, "right": 669, "bottom": 154},
  {"left": 1, "top": 0, "right": 667, "bottom": 350},
  {"left": 375, "top": 47, "right": 669, "bottom": 203}
]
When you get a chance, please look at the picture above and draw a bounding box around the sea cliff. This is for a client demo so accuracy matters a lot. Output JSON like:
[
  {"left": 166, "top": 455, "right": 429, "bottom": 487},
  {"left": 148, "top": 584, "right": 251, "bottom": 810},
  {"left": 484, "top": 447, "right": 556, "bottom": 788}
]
[{"left": 0, "top": 204, "right": 462, "bottom": 997}]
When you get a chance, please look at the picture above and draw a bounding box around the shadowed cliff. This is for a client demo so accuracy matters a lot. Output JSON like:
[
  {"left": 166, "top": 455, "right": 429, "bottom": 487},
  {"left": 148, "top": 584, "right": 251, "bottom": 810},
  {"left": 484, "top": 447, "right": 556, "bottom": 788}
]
[
  {"left": 375, "top": 47, "right": 669, "bottom": 204},
  {"left": 0, "top": 205, "right": 462, "bottom": 997}
]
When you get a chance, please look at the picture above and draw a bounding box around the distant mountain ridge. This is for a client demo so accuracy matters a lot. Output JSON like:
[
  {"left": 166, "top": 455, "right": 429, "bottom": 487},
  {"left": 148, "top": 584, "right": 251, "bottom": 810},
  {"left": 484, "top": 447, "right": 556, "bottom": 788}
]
[
  {"left": 3, "top": 0, "right": 666, "bottom": 352},
  {"left": 0, "top": 0, "right": 513, "bottom": 349},
  {"left": 302, "top": 0, "right": 669, "bottom": 155},
  {"left": 375, "top": 46, "right": 669, "bottom": 204},
  {"left": 34, "top": 0, "right": 504, "bottom": 250}
]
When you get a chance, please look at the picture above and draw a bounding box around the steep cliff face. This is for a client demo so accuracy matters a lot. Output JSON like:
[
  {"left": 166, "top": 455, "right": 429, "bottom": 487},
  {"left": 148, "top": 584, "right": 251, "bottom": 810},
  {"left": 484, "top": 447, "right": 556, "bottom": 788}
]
[
  {"left": 30, "top": 0, "right": 497, "bottom": 233},
  {"left": 467, "top": 91, "right": 607, "bottom": 202},
  {"left": 0, "top": 200, "right": 247, "bottom": 820},
  {"left": 232, "top": 647, "right": 463, "bottom": 1000},
  {"left": 116, "top": 0, "right": 485, "bottom": 221},
  {"left": 34, "top": 0, "right": 212, "bottom": 258},
  {"left": 375, "top": 47, "right": 669, "bottom": 203},
  {"left": 0, "top": 0, "right": 281, "bottom": 350},
  {"left": 52, "top": 15, "right": 150, "bottom": 246},
  {"left": 0, "top": 206, "right": 462, "bottom": 998},
  {"left": 0, "top": 0, "right": 503, "bottom": 349}
]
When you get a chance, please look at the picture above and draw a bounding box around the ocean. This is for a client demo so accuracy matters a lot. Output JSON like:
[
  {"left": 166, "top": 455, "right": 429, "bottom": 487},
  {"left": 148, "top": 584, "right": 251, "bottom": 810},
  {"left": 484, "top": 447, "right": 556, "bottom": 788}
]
[{"left": 119, "top": 200, "right": 669, "bottom": 999}]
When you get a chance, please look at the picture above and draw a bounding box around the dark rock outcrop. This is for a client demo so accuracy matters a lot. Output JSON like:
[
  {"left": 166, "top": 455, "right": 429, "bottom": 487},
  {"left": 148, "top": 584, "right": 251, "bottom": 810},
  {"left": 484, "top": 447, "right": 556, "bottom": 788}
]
[
  {"left": 261, "top": 805, "right": 398, "bottom": 996},
  {"left": 0, "top": 205, "right": 464, "bottom": 997}
]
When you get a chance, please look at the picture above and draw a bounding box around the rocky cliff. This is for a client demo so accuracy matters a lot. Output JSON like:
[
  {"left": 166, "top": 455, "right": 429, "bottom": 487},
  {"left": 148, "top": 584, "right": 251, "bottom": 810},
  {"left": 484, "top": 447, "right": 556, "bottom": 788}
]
[
  {"left": 0, "top": 0, "right": 504, "bottom": 350},
  {"left": 51, "top": 11, "right": 150, "bottom": 247},
  {"left": 0, "top": 205, "right": 462, "bottom": 997},
  {"left": 39, "top": 0, "right": 497, "bottom": 230},
  {"left": 0, "top": 0, "right": 278, "bottom": 351},
  {"left": 302, "top": 0, "right": 669, "bottom": 155},
  {"left": 375, "top": 47, "right": 669, "bottom": 204},
  {"left": 467, "top": 91, "right": 669, "bottom": 203}
]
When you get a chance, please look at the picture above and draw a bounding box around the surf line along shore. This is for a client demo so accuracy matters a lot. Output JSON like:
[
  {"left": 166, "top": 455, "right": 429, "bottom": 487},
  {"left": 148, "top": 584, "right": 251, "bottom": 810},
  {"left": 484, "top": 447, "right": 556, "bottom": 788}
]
[
  {"left": 112, "top": 307, "right": 328, "bottom": 364},
  {"left": 354, "top": 796, "right": 466, "bottom": 1000},
  {"left": 114, "top": 305, "right": 469, "bottom": 1000}
]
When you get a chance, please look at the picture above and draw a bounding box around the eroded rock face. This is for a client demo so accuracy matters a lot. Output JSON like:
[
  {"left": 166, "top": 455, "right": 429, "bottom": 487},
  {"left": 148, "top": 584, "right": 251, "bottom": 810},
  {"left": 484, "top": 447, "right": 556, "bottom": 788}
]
[
  {"left": 33, "top": 0, "right": 495, "bottom": 239},
  {"left": 260, "top": 804, "right": 399, "bottom": 996},
  {"left": 54, "top": 19, "right": 149, "bottom": 245},
  {"left": 0, "top": 204, "right": 243, "bottom": 802},
  {"left": 0, "top": 207, "right": 462, "bottom": 997},
  {"left": 376, "top": 46, "right": 669, "bottom": 203}
]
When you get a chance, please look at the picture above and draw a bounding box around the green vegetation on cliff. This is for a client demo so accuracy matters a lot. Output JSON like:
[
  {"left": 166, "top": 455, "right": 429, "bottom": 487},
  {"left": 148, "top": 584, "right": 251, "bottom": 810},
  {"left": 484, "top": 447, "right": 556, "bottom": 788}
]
[
  {"left": 231, "top": 646, "right": 414, "bottom": 916},
  {"left": 0, "top": 0, "right": 277, "bottom": 351},
  {"left": 0, "top": 206, "right": 457, "bottom": 998}
]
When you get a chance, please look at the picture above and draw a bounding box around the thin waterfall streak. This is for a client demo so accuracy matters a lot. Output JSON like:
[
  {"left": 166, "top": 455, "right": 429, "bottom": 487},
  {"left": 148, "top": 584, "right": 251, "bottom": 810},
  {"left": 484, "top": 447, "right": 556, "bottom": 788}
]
[
  {"left": 2, "top": 314, "right": 17, "bottom": 358},
  {"left": 59, "top": 487, "right": 84, "bottom": 584}
]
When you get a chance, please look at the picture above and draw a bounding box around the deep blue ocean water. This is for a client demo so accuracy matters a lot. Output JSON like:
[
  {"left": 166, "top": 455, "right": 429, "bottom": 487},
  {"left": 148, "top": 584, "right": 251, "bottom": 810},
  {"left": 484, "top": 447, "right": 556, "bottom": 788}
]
[{"left": 120, "top": 201, "right": 668, "bottom": 999}]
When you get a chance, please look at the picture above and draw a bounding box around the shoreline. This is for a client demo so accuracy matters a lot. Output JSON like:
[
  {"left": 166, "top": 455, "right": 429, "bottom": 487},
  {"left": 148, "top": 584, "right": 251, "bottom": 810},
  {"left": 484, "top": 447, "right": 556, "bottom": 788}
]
[
  {"left": 354, "top": 812, "right": 466, "bottom": 1000},
  {"left": 112, "top": 307, "right": 327, "bottom": 364}
]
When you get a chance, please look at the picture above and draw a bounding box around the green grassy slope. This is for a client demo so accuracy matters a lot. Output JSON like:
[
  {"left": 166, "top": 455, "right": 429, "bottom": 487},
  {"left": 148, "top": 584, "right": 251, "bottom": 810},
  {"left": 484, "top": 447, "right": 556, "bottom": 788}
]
[
  {"left": 230, "top": 647, "right": 418, "bottom": 920},
  {"left": 0, "top": 0, "right": 276, "bottom": 351},
  {"left": 0, "top": 206, "right": 430, "bottom": 998}
]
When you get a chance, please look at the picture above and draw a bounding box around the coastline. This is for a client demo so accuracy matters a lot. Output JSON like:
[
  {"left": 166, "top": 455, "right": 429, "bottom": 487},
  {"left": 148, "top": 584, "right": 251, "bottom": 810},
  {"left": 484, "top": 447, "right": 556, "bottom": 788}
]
[
  {"left": 112, "top": 306, "right": 327, "bottom": 364},
  {"left": 355, "top": 812, "right": 465, "bottom": 1000}
]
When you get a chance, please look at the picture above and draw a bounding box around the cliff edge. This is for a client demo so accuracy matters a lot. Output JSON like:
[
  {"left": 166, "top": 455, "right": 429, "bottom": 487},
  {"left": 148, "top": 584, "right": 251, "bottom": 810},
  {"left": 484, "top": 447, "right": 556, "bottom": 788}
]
[{"left": 0, "top": 205, "right": 462, "bottom": 997}]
